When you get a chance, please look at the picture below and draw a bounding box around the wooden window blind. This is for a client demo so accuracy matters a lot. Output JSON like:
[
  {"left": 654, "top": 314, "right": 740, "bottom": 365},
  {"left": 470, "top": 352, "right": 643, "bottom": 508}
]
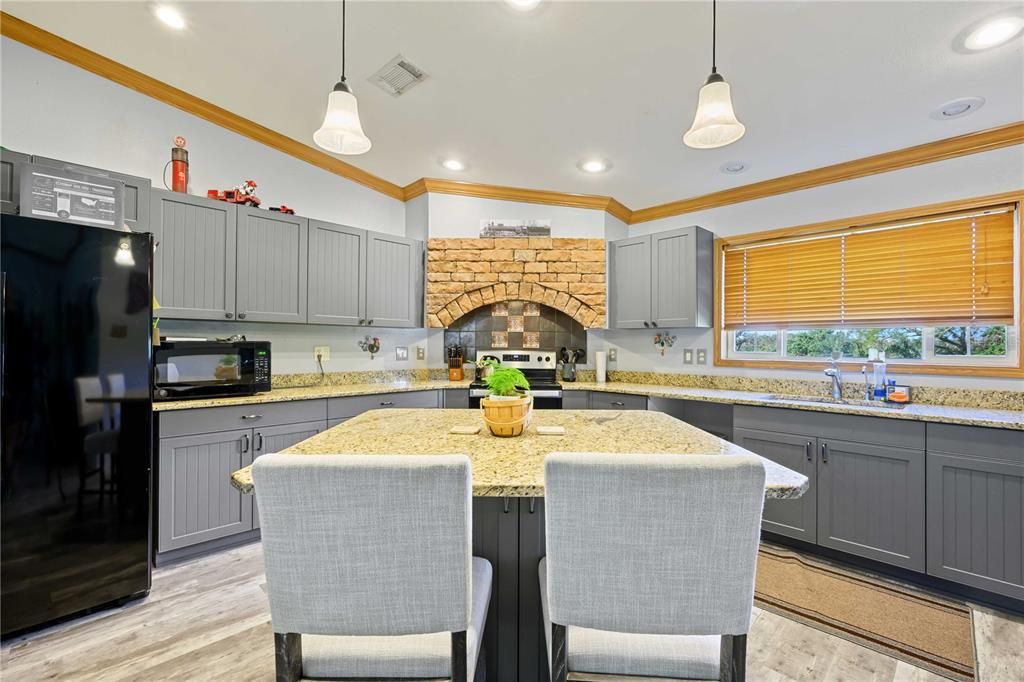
[{"left": 722, "top": 205, "right": 1017, "bottom": 329}]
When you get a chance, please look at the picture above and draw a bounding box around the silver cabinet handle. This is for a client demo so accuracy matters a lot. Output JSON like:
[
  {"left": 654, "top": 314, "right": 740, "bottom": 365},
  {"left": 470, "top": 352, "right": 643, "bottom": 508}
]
[
  {"left": 225, "top": 312, "right": 233, "bottom": 319},
  {"left": 255, "top": 432, "right": 264, "bottom": 451},
  {"left": 241, "top": 433, "right": 250, "bottom": 453},
  {"left": 359, "top": 319, "right": 365, "bottom": 325},
  {"left": 380, "top": 401, "right": 394, "bottom": 406},
  {"left": 651, "top": 321, "right": 658, "bottom": 327},
  {"left": 503, "top": 497, "right": 511, "bottom": 514},
  {"left": 241, "top": 414, "right": 263, "bottom": 420},
  {"left": 367, "top": 319, "right": 374, "bottom": 325},
  {"left": 238, "top": 313, "right": 247, "bottom": 320},
  {"left": 806, "top": 441, "right": 813, "bottom": 462},
  {"left": 611, "top": 401, "right": 625, "bottom": 406},
  {"left": 821, "top": 442, "right": 829, "bottom": 463},
  {"left": 643, "top": 321, "right": 650, "bottom": 328}
]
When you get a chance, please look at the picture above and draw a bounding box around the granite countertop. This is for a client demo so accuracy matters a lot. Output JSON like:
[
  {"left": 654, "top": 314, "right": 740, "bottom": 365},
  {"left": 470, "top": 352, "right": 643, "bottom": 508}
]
[{"left": 230, "top": 408, "right": 809, "bottom": 499}]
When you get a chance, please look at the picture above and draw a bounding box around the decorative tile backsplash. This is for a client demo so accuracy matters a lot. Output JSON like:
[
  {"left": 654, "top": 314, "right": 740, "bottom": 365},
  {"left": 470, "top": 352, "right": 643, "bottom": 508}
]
[{"left": 444, "top": 299, "right": 587, "bottom": 362}]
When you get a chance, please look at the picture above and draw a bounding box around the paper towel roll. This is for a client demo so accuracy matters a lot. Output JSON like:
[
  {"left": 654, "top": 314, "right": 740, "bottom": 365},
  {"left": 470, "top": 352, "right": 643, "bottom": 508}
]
[{"left": 595, "top": 351, "right": 607, "bottom": 383}]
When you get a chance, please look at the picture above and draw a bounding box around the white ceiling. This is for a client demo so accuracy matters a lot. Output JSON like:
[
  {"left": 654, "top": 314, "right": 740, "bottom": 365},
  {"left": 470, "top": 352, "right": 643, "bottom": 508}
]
[{"left": 4, "top": 1, "right": 1022, "bottom": 207}]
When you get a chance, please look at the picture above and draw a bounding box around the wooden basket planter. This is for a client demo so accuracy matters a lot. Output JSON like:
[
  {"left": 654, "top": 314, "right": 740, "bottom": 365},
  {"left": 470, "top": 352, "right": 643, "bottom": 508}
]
[{"left": 481, "top": 394, "right": 533, "bottom": 437}]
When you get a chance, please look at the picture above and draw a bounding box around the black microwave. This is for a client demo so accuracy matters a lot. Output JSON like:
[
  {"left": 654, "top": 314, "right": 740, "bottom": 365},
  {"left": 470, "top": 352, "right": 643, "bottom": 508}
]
[{"left": 153, "top": 340, "right": 271, "bottom": 401}]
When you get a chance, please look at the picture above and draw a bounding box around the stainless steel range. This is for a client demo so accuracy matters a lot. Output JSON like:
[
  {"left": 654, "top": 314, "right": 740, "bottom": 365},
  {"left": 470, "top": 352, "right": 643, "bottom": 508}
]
[{"left": 468, "top": 349, "right": 563, "bottom": 409}]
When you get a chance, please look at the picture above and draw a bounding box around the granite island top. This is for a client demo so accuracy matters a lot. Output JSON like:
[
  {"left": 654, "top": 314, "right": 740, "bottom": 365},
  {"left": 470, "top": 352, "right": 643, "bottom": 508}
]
[
  {"left": 158, "top": 378, "right": 1023, "bottom": 430},
  {"left": 230, "top": 408, "right": 809, "bottom": 499}
]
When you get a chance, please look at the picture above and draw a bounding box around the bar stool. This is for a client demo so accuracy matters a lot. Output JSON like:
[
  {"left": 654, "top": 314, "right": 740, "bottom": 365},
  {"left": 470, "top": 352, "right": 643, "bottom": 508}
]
[
  {"left": 540, "top": 452, "right": 766, "bottom": 682},
  {"left": 252, "top": 453, "right": 492, "bottom": 682}
]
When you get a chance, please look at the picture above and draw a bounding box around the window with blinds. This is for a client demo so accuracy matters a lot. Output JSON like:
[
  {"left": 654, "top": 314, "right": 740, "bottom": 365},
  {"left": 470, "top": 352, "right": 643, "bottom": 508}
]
[{"left": 722, "top": 205, "right": 1017, "bottom": 330}]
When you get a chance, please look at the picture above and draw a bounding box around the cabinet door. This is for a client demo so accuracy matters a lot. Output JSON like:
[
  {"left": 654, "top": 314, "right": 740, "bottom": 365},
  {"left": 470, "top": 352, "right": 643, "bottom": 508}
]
[
  {"left": 561, "top": 390, "right": 589, "bottom": 410},
  {"left": 252, "top": 420, "right": 327, "bottom": 529},
  {"left": 734, "top": 428, "right": 817, "bottom": 543},
  {"left": 158, "top": 429, "right": 253, "bottom": 552},
  {"left": 236, "top": 207, "right": 308, "bottom": 323},
  {"left": 32, "top": 155, "right": 152, "bottom": 232},
  {"left": 308, "top": 220, "right": 366, "bottom": 326},
  {"left": 651, "top": 228, "right": 696, "bottom": 327},
  {"left": 817, "top": 439, "right": 925, "bottom": 571},
  {"left": 365, "top": 232, "right": 423, "bottom": 328},
  {"left": 927, "top": 453, "right": 1024, "bottom": 599},
  {"left": 151, "top": 190, "right": 237, "bottom": 320},
  {"left": 608, "top": 235, "right": 651, "bottom": 328}
]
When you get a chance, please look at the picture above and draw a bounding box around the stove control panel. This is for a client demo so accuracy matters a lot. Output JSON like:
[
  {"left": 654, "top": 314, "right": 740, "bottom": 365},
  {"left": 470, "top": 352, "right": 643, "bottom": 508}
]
[{"left": 476, "top": 349, "right": 558, "bottom": 370}]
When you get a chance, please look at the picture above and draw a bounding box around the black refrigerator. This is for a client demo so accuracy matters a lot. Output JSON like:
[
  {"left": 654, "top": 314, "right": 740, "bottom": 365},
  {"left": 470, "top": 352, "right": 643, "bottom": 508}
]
[{"left": 1, "top": 215, "right": 153, "bottom": 638}]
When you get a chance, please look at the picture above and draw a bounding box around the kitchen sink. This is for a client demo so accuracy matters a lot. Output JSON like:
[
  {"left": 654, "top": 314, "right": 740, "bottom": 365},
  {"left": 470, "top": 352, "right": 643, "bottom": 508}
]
[{"left": 763, "top": 395, "right": 908, "bottom": 409}]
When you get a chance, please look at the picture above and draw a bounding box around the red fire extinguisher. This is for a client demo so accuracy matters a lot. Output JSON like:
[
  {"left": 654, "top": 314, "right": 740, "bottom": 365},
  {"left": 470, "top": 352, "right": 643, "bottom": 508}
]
[{"left": 165, "top": 136, "right": 189, "bottom": 193}]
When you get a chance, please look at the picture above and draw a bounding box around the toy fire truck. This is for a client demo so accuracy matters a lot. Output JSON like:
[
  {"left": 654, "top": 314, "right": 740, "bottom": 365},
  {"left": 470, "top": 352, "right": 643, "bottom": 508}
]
[{"left": 207, "top": 180, "right": 260, "bottom": 207}]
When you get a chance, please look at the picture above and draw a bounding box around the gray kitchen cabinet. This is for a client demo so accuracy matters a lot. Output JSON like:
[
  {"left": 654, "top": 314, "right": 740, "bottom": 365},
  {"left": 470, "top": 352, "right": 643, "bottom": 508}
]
[
  {"left": 816, "top": 438, "right": 926, "bottom": 571},
  {"left": 308, "top": 220, "right": 367, "bottom": 326},
  {"left": 648, "top": 397, "right": 733, "bottom": 441},
  {"left": 235, "top": 206, "right": 308, "bottom": 323},
  {"left": 608, "top": 226, "right": 713, "bottom": 329},
  {"left": 561, "top": 390, "right": 590, "bottom": 410},
  {"left": 608, "top": 235, "right": 652, "bottom": 329},
  {"left": 32, "top": 154, "right": 151, "bottom": 232},
  {"left": 158, "top": 428, "right": 254, "bottom": 553},
  {"left": 327, "top": 418, "right": 350, "bottom": 429},
  {"left": 0, "top": 149, "right": 30, "bottom": 215},
  {"left": 734, "top": 427, "right": 818, "bottom": 543},
  {"left": 443, "top": 389, "right": 470, "bottom": 409},
  {"left": 150, "top": 189, "right": 237, "bottom": 321},
  {"left": 589, "top": 391, "right": 647, "bottom": 410},
  {"left": 365, "top": 232, "right": 423, "bottom": 328},
  {"left": 926, "top": 425, "right": 1024, "bottom": 599},
  {"left": 327, "top": 390, "right": 441, "bottom": 421},
  {"left": 252, "top": 420, "right": 327, "bottom": 528}
]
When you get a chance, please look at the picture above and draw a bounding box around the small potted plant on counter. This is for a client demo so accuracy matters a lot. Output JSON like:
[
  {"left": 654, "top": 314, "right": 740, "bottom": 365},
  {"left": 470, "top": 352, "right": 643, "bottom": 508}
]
[{"left": 480, "top": 364, "right": 532, "bottom": 437}]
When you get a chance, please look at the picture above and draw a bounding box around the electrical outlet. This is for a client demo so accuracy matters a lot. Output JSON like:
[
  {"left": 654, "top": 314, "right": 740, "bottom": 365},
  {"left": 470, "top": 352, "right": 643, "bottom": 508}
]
[
  {"left": 607, "top": 348, "right": 617, "bottom": 362},
  {"left": 416, "top": 346, "right": 425, "bottom": 360},
  {"left": 696, "top": 349, "right": 707, "bottom": 365},
  {"left": 395, "top": 346, "right": 408, "bottom": 361},
  {"left": 683, "top": 348, "right": 694, "bottom": 364},
  {"left": 314, "top": 346, "right": 330, "bottom": 362}
]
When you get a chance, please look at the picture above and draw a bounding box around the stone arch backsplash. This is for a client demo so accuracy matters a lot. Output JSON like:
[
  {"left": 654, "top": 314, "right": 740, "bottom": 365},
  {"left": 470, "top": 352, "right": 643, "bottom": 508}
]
[{"left": 426, "top": 237, "right": 606, "bottom": 328}]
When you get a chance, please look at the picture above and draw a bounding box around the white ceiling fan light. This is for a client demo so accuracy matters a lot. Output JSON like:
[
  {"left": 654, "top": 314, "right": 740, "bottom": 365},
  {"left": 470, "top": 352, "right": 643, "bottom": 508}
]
[
  {"left": 684, "top": 0, "right": 746, "bottom": 149},
  {"left": 314, "top": 0, "right": 372, "bottom": 155}
]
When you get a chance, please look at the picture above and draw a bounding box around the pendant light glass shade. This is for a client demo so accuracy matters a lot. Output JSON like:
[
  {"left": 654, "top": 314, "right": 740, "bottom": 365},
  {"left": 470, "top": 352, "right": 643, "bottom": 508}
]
[
  {"left": 683, "top": 73, "right": 745, "bottom": 149},
  {"left": 314, "top": 80, "right": 371, "bottom": 155}
]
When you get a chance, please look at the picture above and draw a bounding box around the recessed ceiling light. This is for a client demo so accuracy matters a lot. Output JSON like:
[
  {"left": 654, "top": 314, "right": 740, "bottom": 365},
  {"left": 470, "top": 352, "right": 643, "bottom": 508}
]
[
  {"left": 441, "top": 158, "right": 466, "bottom": 172},
  {"left": 720, "top": 161, "right": 749, "bottom": 175},
  {"left": 578, "top": 159, "right": 611, "bottom": 174},
  {"left": 930, "top": 97, "right": 985, "bottom": 120},
  {"left": 505, "top": 0, "right": 542, "bottom": 11},
  {"left": 153, "top": 5, "right": 186, "bottom": 30},
  {"left": 963, "top": 15, "right": 1024, "bottom": 51}
]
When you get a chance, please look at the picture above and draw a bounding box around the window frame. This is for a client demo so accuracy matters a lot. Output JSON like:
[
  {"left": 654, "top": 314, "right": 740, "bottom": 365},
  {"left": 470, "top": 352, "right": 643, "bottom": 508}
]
[{"left": 714, "top": 192, "right": 1024, "bottom": 378}]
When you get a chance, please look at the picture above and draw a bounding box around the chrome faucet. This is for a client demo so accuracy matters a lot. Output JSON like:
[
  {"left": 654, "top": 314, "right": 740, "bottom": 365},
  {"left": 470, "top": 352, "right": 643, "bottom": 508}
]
[{"left": 824, "top": 352, "right": 843, "bottom": 401}]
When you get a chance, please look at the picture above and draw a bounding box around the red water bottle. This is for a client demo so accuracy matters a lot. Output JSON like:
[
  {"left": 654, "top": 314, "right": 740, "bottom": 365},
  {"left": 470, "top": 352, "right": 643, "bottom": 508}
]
[{"left": 170, "top": 136, "right": 188, "bottom": 193}]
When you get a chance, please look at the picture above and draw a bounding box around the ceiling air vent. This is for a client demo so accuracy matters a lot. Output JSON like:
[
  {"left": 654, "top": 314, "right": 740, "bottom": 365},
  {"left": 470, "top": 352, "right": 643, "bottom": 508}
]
[{"left": 368, "top": 55, "right": 428, "bottom": 97}]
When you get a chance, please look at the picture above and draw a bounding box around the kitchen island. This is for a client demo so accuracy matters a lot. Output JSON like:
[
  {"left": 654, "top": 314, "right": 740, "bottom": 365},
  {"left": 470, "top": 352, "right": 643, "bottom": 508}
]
[{"left": 231, "top": 409, "right": 807, "bottom": 682}]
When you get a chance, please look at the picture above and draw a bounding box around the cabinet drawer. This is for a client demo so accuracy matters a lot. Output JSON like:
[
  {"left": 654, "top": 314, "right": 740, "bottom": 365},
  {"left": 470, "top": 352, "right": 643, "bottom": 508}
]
[
  {"left": 443, "top": 389, "right": 470, "bottom": 409},
  {"left": 927, "top": 423, "right": 1023, "bottom": 464},
  {"left": 561, "top": 390, "right": 590, "bottom": 410},
  {"left": 734, "top": 405, "right": 924, "bottom": 450},
  {"left": 589, "top": 391, "right": 647, "bottom": 410},
  {"left": 328, "top": 390, "right": 440, "bottom": 419},
  {"left": 160, "top": 399, "right": 327, "bottom": 437}
]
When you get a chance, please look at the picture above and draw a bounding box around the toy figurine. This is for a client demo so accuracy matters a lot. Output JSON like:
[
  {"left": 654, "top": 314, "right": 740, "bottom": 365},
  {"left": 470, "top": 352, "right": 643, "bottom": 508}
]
[{"left": 206, "top": 180, "right": 261, "bottom": 207}]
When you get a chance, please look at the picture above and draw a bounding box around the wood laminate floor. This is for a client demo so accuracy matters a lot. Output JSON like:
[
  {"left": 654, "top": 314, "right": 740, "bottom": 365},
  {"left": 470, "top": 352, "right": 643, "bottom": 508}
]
[{"left": 1, "top": 542, "right": 1019, "bottom": 681}]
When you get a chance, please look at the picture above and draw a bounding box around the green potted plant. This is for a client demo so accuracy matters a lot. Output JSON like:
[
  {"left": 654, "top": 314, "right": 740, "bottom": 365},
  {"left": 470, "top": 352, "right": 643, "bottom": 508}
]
[{"left": 480, "top": 364, "right": 532, "bottom": 437}]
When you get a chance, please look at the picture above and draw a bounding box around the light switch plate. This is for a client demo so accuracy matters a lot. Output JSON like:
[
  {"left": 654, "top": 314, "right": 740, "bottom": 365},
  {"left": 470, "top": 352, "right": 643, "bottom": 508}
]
[
  {"left": 395, "top": 346, "right": 409, "bottom": 361},
  {"left": 416, "top": 346, "right": 425, "bottom": 360},
  {"left": 696, "top": 349, "right": 707, "bottom": 365},
  {"left": 683, "top": 349, "right": 694, "bottom": 364},
  {"left": 314, "top": 346, "right": 330, "bottom": 362},
  {"left": 607, "top": 348, "right": 617, "bottom": 361}
]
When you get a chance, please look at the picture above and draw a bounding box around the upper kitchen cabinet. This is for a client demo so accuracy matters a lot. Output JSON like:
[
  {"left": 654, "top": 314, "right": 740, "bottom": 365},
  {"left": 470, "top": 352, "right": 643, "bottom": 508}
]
[
  {"left": 151, "top": 189, "right": 237, "bottom": 321},
  {"left": 608, "top": 226, "right": 713, "bottom": 329},
  {"left": 235, "top": 206, "right": 308, "bottom": 323},
  {"left": 308, "top": 220, "right": 367, "bottom": 326},
  {"left": 365, "top": 232, "right": 423, "bottom": 328},
  {"left": 32, "top": 155, "right": 152, "bottom": 232}
]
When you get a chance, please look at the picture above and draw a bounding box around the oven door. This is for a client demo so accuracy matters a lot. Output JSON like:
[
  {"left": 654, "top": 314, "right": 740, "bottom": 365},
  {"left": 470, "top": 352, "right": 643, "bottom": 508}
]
[
  {"left": 468, "top": 388, "right": 563, "bottom": 409},
  {"left": 154, "top": 344, "right": 256, "bottom": 400}
]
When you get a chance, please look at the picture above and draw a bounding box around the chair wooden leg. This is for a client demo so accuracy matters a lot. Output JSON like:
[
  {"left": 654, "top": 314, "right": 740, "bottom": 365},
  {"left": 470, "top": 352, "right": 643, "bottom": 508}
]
[
  {"left": 451, "top": 630, "right": 468, "bottom": 682},
  {"left": 720, "top": 633, "right": 746, "bottom": 682},
  {"left": 274, "top": 632, "right": 301, "bottom": 682},
  {"left": 551, "top": 622, "right": 568, "bottom": 682}
]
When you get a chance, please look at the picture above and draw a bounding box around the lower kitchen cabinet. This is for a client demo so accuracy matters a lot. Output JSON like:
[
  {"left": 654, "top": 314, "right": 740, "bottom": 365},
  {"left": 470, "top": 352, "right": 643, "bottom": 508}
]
[
  {"left": 251, "top": 420, "right": 328, "bottom": 528},
  {"left": 589, "top": 391, "right": 647, "bottom": 410},
  {"left": 648, "top": 397, "right": 733, "bottom": 441},
  {"left": 443, "top": 388, "right": 470, "bottom": 408},
  {"left": 734, "top": 427, "right": 818, "bottom": 543},
  {"left": 817, "top": 438, "right": 926, "bottom": 571},
  {"left": 158, "top": 429, "right": 254, "bottom": 553},
  {"left": 561, "top": 390, "right": 589, "bottom": 409}
]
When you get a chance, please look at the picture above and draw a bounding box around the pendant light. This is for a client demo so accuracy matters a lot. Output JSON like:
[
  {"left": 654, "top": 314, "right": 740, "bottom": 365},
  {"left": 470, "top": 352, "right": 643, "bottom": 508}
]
[
  {"left": 314, "top": 0, "right": 372, "bottom": 155},
  {"left": 683, "top": 0, "right": 746, "bottom": 149}
]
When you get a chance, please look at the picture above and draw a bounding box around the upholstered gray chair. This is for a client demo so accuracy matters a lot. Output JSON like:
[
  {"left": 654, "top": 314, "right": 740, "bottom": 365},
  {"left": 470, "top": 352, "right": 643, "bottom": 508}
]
[
  {"left": 252, "top": 453, "right": 492, "bottom": 682},
  {"left": 541, "top": 452, "right": 766, "bottom": 682}
]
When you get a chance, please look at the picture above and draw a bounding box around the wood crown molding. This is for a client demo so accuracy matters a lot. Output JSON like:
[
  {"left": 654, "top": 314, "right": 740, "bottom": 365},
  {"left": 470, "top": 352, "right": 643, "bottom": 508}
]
[
  {"left": 0, "top": 12, "right": 406, "bottom": 201},
  {"left": 3, "top": 12, "right": 1021, "bottom": 222}
]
